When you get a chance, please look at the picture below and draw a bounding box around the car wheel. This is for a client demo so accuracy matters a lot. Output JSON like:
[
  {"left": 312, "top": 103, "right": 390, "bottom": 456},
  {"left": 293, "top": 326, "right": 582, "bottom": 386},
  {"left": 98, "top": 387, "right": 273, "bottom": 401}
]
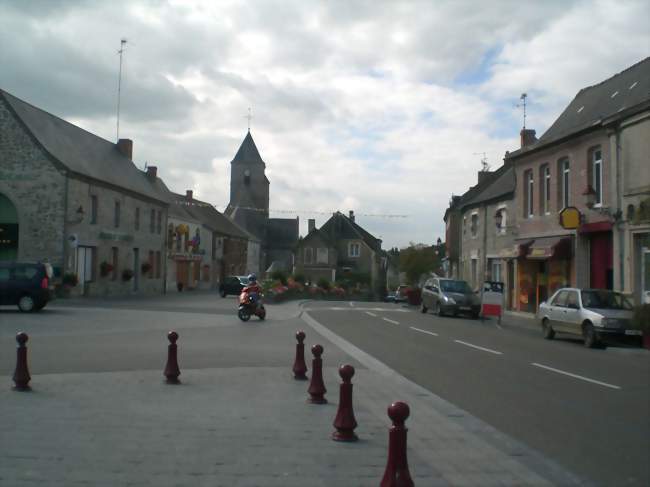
[
  {"left": 435, "top": 302, "right": 444, "bottom": 317},
  {"left": 18, "top": 295, "right": 36, "bottom": 313},
  {"left": 220, "top": 289, "right": 227, "bottom": 298},
  {"left": 542, "top": 318, "right": 555, "bottom": 339},
  {"left": 420, "top": 303, "right": 428, "bottom": 314},
  {"left": 583, "top": 323, "right": 598, "bottom": 348}
]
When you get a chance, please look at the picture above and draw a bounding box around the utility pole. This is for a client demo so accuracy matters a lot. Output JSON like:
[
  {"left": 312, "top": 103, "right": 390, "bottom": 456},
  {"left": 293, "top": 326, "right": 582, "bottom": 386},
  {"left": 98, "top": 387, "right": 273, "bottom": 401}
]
[{"left": 116, "top": 38, "right": 127, "bottom": 141}]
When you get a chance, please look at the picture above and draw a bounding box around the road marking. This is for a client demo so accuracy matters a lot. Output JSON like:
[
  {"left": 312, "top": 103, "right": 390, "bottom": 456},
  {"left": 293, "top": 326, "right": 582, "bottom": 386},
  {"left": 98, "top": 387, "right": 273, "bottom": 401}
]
[
  {"left": 531, "top": 363, "right": 621, "bottom": 390},
  {"left": 365, "top": 311, "right": 377, "bottom": 317},
  {"left": 349, "top": 301, "right": 355, "bottom": 307},
  {"left": 382, "top": 317, "right": 400, "bottom": 325},
  {"left": 409, "top": 326, "right": 438, "bottom": 337},
  {"left": 454, "top": 340, "right": 503, "bottom": 355}
]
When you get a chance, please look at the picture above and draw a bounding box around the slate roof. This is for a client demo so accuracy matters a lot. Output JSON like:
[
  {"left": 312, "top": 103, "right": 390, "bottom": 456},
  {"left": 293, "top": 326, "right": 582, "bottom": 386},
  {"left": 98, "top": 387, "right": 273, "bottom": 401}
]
[
  {"left": 267, "top": 218, "right": 299, "bottom": 247},
  {"left": 0, "top": 89, "right": 166, "bottom": 203},
  {"left": 319, "top": 212, "right": 382, "bottom": 252},
  {"left": 460, "top": 164, "right": 515, "bottom": 210},
  {"left": 148, "top": 178, "right": 200, "bottom": 222},
  {"left": 509, "top": 57, "right": 650, "bottom": 158},
  {"left": 231, "top": 131, "right": 265, "bottom": 166},
  {"left": 182, "top": 197, "right": 253, "bottom": 240}
]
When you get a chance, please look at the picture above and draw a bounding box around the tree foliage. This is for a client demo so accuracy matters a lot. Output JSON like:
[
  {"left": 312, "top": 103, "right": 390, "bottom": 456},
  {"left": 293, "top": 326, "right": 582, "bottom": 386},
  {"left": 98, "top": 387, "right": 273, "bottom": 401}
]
[{"left": 399, "top": 242, "right": 444, "bottom": 285}]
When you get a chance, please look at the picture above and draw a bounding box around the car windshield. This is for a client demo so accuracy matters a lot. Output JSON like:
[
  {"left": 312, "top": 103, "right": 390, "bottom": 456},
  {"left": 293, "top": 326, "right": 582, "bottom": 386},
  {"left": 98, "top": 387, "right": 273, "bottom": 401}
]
[
  {"left": 580, "top": 290, "right": 633, "bottom": 310},
  {"left": 239, "top": 277, "right": 249, "bottom": 285},
  {"left": 440, "top": 280, "right": 472, "bottom": 294}
]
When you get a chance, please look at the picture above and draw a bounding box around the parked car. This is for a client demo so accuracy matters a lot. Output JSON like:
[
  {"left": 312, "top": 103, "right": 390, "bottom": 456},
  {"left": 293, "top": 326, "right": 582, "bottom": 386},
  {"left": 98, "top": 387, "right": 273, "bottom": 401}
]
[
  {"left": 394, "top": 285, "right": 410, "bottom": 303},
  {"left": 421, "top": 277, "right": 480, "bottom": 318},
  {"left": 0, "top": 261, "right": 54, "bottom": 312},
  {"left": 537, "top": 288, "right": 639, "bottom": 348},
  {"left": 219, "top": 275, "right": 249, "bottom": 297}
]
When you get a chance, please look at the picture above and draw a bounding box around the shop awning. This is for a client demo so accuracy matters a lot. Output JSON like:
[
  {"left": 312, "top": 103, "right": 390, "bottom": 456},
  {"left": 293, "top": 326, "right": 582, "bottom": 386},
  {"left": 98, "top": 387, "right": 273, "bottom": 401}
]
[
  {"left": 579, "top": 221, "right": 613, "bottom": 234},
  {"left": 527, "top": 236, "right": 572, "bottom": 260},
  {"left": 499, "top": 240, "right": 532, "bottom": 258}
]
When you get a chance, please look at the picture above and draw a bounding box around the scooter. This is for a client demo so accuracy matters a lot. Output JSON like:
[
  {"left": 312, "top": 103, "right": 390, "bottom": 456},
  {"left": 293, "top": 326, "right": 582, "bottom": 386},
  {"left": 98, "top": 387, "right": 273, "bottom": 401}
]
[{"left": 238, "top": 290, "right": 266, "bottom": 321}]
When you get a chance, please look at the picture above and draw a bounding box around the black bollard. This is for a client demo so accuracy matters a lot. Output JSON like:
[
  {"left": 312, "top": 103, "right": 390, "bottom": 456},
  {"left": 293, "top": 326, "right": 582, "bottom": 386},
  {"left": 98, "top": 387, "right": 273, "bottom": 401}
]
[
  {"left": 13, "top": 332, "right": 31, "bottom": 391},
  {"left": 164, "top": 331, "right": 181, "bottom": 384}
]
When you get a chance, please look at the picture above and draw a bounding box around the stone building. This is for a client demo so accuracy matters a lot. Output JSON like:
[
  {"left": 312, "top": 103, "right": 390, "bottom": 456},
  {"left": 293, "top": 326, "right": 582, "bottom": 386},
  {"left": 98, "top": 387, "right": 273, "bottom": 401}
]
[
  {"left": 294, "top": 211, "right": 387, "bottom": 294},
  {"left": 0, "top": 88, "right": 167, "bottom": 296},
  {"left": 225, "top": 130, "right": 298, "bottom": 274},
  {"left": 506, "top": 57, "right": 649, "bottom": 310},
  {"left": 457, "top": 164, "right": 517, "bottom": 308}
]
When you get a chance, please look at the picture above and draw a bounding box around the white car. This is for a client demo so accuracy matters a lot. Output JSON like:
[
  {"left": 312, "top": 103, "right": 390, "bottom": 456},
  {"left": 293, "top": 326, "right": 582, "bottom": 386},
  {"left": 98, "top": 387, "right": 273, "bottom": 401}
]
[{"left": 537, "top": 288, "right": 639, "bottom": 348}]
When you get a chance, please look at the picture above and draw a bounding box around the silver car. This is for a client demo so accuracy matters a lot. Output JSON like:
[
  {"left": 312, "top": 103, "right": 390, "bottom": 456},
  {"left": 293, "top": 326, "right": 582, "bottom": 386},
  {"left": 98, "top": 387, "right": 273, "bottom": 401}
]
[
  {"left": 537, "top": 288, "right": 640, "bottom": 348},
  {"left": 421, "top": 277, "right": 481, "bottom": 318}
]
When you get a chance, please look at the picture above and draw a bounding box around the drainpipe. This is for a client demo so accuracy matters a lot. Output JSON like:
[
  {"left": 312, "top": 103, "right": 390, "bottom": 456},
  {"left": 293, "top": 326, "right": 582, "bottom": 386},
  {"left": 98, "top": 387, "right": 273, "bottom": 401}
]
[
  {"left": 62, "top": 174, "right": 69, "bottom": 274},
  {"left": 615, "top": 126, "right": 625, "bottom": 292},
  {"left": 482, "top": 204, "right": 489, "bottom": 283}
]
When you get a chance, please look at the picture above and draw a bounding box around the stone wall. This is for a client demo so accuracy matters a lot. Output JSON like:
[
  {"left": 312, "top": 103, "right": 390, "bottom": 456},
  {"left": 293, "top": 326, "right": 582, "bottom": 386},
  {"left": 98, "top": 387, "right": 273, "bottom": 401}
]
[{"left": 0, "top": 96, "right": 66, "bottom": 268}]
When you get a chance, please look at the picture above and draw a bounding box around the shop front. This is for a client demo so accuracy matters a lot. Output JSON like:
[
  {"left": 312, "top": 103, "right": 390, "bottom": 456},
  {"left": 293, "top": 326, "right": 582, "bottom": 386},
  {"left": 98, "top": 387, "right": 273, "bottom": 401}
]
[{"left": 517, "top": 236, "right": 573, "bottom": 313}]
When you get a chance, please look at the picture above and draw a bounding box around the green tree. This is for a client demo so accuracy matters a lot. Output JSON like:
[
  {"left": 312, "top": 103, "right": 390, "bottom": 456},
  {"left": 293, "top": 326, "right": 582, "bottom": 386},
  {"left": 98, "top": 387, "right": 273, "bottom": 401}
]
[{"left": 399, "top": 242, "right": 443, "bottom": 285}]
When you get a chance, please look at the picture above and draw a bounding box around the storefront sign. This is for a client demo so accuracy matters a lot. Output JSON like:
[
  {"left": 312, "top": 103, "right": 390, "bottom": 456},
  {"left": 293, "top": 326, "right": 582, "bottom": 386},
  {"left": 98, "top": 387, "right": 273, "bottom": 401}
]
[
  {"left": 529, "top": 248, "right": 550, "bottom": 258},
  {"left": 169, "top": 252, "right": 203, "bottom": 261},
  {"left": 559, "top": 207, "right": 581, "bottom": 229},
  {"left": 98, "top": 231, "right": 134, "bottom": 242}
]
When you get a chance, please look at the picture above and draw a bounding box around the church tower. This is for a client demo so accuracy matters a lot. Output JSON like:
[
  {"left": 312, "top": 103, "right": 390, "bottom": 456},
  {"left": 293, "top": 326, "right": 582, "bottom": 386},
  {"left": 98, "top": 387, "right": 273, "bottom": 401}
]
[{"left": 225, "top": 130, "right": 270, "bottom": 242}]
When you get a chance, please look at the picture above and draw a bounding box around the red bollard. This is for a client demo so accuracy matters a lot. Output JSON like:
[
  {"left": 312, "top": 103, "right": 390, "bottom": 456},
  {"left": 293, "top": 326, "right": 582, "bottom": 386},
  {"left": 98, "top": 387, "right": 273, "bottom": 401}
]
[
  {"left": 307, "top": 344, "right": 327, "bottom": 404},
  {"left": 292, "top": 330, "right": 308, "bottom": 380},
  {"left": 380, "top": 401, "right": 414, "bottom": 487},
  {"left": 164, "top": 331, "right": 181, "bottom": 384},
  {"left": 13, "top": 332, "right": 31, "bottom": 391},
  {"left": 332, "top": 364, "right": 358, "bottom": 442}
]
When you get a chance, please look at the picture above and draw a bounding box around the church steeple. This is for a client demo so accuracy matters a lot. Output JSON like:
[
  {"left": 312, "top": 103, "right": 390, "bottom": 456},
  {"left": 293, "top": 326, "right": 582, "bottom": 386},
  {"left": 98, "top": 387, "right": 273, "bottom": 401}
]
[{"left": 231, "top": 131, "right": 265, "bottom": 167}]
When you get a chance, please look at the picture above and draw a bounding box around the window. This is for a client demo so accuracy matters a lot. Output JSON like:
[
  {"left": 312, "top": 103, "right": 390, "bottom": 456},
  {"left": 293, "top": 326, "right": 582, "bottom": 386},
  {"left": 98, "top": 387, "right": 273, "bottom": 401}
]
[
  {"left": 348, "top": 242, "right": 361, "bottom": 257},
  {"left": 148, "top": 250, "right": 155, "bottom": 278},
  {"left": 566, "top": 290, "right": 579, "bottom": 309},
  {"left": 114, "top": 201, "right": 120, "bottom": 228},
  {"left": 167, "top": 224, "right": 174, "bottom": 250},
  {"left": 462, "top": 216, "right": 467, "bottom": 235},
  {"left": 150, "top": 209, "right": 155, "bottom": 233},
  {"left": 559, "top": 159, "right": 570, "bottom": 209},
  {"left": 540, "top": 164, "right": 550, "bottom": 215},
  {"left": 495, "top": 208, "right": 507, "bottom": 234},
  {"left": 135, "top": 207, "right": 140, "bottom": 231},
  {"left": 551, "top": 290, "right": 569, "bottom": 307},
  {"left": 304, "top": 247, "right": 313, "bottom": 264},
  {"left": 524, "top": 170, "right": 534, "bottom": 217},
  {"left": 156, "top": 211, "right": 162, "bottom": 234},
  {"left": 471, "top": 259, "right": 477, "bottom": 288},
  {"left": 316, "top": 248, "right": 328, "bottom": 264},
  {"left": 592, "top": 149, "right": 602, "bottom": 206},
  {"left": 491, "top": 260, "right": 502, "bottom": 283},
  {"left": 111, "top": 247, "right": 118, "bottom": 280},
  {"left": 470, "top": 213, "right": 478, "bottom": 238},
  {"left": 90, "top": 195, "right": 98, "bottom": 224},
  {"left": 155, "top": 251, "right": 161, "bottom": 278}
]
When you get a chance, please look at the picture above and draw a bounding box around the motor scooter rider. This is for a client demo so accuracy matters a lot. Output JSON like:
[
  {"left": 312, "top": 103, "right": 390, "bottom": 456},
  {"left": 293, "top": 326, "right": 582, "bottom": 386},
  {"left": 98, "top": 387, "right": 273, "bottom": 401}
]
[{"left": 243, "top": 273, "right": 261, "bottom": 307}]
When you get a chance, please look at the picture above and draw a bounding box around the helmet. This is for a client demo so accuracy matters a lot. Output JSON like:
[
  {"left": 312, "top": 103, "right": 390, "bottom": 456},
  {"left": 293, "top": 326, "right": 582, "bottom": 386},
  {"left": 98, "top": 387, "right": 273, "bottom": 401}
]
[{"left": 248, "top": 273, "right": 257, "bottom": 283}]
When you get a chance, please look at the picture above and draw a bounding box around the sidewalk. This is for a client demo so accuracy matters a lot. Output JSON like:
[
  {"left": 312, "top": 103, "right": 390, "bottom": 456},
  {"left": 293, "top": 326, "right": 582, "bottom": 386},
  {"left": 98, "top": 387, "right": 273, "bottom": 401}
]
[{"left": 0, "top": 301, "right": 585, "bottom": 486}]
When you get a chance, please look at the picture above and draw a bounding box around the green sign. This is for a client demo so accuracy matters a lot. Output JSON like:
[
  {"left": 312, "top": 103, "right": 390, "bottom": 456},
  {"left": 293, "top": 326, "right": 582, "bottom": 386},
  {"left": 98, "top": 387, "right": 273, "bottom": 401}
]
[{"left": 99, "top": 231, "right": 134, "bottom": 242}]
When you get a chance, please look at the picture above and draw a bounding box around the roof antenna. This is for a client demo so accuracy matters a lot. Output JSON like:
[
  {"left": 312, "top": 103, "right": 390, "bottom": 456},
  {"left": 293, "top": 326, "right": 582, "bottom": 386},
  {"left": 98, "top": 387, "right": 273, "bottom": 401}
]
[
  {"left": 515, "top": 93, "right": 528, "bottom": 129},
  {"left": 116, "top": 38, "right": 128, "bottom": 141},
  {"left": 244, "top": 107, "right": 252, "bottom": 132},
  {"left": 473, "top": 152, "right": 490, "bottom": 172}
]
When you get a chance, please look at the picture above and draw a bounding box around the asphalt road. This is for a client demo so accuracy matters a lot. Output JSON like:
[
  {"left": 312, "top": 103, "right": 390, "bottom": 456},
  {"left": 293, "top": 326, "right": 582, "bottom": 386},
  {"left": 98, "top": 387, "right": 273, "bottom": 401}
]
[{"left": 304, "top": 301, "right": 650, "bottom": 487}]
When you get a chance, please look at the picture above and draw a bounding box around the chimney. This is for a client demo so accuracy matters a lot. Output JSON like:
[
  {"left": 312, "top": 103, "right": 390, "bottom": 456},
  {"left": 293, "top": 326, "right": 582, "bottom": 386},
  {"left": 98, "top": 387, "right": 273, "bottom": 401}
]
[
  {"left": 478, "top": 171, "right": 493, "bottom": 185},
  {"left": 146, "top": 166, "right": 157, "bottom": 181},
  {"left": 308, "top": 219, "right": 316, "bottom": 233},
  {"left": 117, "top": 138, "right": 133, "bottom": 159},
  {"left": 186, "top": 190, "right": 193, "bottom": 200},
  {"left": 349, "top": 210, "right": 355, "bottom": 222},
  {"left": 520, "top": 129, "right": 537, "bottom": 148}
]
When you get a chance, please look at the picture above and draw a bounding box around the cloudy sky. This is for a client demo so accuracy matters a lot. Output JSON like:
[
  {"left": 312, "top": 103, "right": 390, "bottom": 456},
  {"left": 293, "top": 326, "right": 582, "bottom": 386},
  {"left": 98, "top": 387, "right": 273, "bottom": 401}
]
[{"left": 1, "top": 0, "right": 648, "bottom": 248}]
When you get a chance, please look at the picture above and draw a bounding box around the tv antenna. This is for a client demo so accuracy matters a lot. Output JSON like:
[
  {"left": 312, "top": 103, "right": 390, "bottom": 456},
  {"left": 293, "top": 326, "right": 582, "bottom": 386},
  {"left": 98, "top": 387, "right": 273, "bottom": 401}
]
[
  {"left": 473, "top": 152, "right": 490, "bottom": 172},
  {"left": 116, "top": 38, "right": 128, "bottom": 141},
  {"left": 515, "top": 93, "right": 528, "bottom": 129}
]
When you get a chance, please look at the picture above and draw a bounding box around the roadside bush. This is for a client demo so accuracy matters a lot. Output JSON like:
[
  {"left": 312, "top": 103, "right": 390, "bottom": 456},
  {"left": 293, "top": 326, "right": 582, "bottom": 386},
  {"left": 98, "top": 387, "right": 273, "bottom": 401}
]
[
  {"left": 317, "top": 278, "right": 331, "bottom": 290},
  {"left": 62, "top": 272, "right": 79, "bottom": 287},
  {"left": 270, "top": 270, "right": 288, "bottom": 285}
]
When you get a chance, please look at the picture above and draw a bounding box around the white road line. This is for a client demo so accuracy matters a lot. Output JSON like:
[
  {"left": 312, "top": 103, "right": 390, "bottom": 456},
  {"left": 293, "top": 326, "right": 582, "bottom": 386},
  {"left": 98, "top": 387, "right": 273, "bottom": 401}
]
[
  {"left": 349, "top": 301, "right": 355, "bottom": 307},
  {"left": 382, "top": 317, "right": 400, "bottom": 325},
  {"left": 409, "top": 326, "right": 438, "bottom": 337},
  {"left": 454, "top": 340, "right": 503, "bottom": 355},
  {"left": 365, "top": 311, "right": 377, "bottom": 317},
  {"left": 531, "top": 363, "right": 621, "bottom": 390}
]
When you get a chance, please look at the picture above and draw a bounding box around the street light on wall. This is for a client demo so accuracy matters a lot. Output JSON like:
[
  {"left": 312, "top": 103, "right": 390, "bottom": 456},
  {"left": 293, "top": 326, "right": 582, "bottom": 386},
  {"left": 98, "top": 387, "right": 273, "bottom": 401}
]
[{"left": 67, "top": 205, "right": 85, "bottom": 225}]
